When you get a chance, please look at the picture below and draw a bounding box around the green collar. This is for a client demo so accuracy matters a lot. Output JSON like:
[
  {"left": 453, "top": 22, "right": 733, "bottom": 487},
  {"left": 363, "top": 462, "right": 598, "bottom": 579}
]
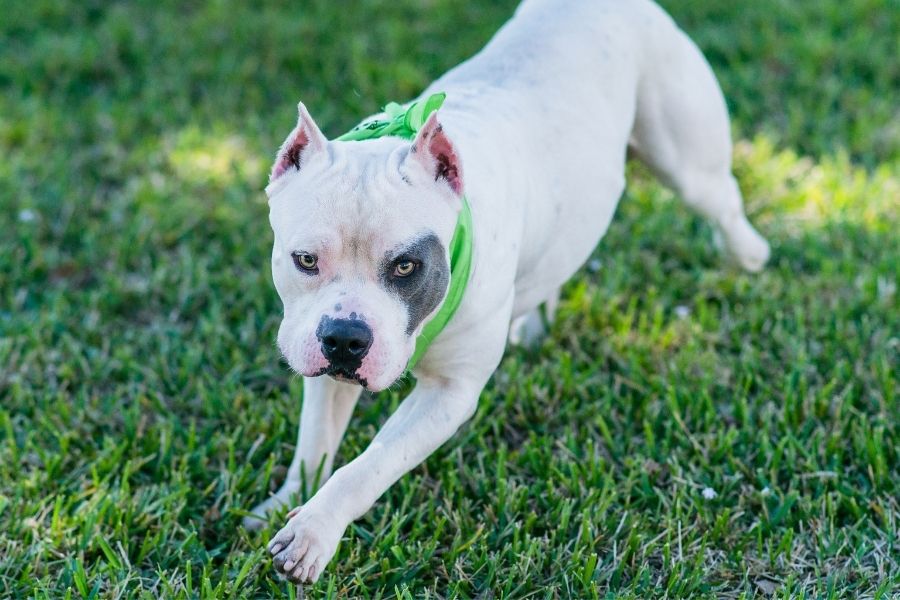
[{"left": 336, "top": 93, "right": 473, "bottom": 371}]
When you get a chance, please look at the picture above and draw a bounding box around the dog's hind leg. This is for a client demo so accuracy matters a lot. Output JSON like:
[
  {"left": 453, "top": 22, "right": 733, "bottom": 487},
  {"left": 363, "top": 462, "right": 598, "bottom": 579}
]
[
  {"left": 508, "top": 288, "right": 560, "bottom": 348},
  {"left": 243, "top": 376, "right": 361, "bottom": 530},
  {"left": 628, "top": 21, "right": 770, "bottom": 272}
]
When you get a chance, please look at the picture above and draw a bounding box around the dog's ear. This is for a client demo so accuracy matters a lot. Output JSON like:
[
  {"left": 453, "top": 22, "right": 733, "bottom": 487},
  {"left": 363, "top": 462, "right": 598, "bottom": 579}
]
[
  {"left": 270, "top": 101, "right": 328, "bottom": 183},
  {"left": 407, "top": 112, "right": 464, "bottom": 195}
]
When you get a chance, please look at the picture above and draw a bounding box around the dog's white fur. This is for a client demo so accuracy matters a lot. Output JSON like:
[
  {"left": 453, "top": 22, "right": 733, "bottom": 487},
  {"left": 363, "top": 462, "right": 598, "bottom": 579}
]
[{"left": 251, "top": 0, "right": 770, "bottom": 583}]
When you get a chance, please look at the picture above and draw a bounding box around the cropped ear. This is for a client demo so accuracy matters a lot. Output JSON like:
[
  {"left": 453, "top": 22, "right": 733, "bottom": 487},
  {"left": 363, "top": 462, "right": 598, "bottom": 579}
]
[
  {"left": 407, "top": 112, "right": 464, "bottom": 195},
  {"left": 270, "top": 101, "right": 328, "bottom": 182}
]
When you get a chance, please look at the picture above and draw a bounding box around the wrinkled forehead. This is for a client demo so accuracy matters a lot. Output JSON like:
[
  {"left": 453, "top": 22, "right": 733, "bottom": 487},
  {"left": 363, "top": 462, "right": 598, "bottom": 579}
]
[
  {"left": 269, "top": 188, "right": 439, "bottom": 263},
  {"left": 268, "top": 139, "right": 454, "bottom": 256}
]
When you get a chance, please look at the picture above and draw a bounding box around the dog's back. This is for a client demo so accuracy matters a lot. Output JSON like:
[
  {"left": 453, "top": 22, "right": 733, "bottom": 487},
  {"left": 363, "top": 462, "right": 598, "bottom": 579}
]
[{"left": 420, "top": 0, "right": 759, "bottom": 313}]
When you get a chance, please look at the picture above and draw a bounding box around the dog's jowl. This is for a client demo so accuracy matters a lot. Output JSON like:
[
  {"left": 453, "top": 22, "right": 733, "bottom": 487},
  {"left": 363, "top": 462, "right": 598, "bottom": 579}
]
[{"left": 249, "top": 0, "right": 770, "bottom": 584}]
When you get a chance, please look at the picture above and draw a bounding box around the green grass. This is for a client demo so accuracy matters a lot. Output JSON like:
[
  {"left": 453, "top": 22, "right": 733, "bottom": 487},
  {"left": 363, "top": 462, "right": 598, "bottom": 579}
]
[{"left": 1, "top": 0, "right": 897, "bottom": 597}]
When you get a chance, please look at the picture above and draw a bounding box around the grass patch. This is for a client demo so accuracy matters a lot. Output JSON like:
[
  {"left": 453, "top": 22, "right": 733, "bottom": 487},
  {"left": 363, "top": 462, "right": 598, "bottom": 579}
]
[{"left": 1, "top": 0, "right": 897, "bottom": 597}]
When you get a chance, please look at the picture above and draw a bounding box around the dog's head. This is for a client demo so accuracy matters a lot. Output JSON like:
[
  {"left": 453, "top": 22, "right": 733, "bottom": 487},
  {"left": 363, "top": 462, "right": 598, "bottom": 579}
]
[{"left": 265, "top": 102, "right": 464, "bottom": 391}]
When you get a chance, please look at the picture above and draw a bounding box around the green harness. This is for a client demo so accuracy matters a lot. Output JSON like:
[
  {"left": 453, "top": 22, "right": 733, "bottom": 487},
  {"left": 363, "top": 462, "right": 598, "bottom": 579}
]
[{"left": 336, "top": 93, "right": 473, "bottom": 371}]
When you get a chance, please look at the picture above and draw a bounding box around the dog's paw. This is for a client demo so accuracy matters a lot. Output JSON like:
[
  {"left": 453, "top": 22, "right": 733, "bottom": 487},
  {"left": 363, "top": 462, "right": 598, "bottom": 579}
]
[
  {"left": 715, "top": 216, "right": 771, "bottom": 273},
  {"left": 267, "top": 506, "right": 344, "bottom": 584}
]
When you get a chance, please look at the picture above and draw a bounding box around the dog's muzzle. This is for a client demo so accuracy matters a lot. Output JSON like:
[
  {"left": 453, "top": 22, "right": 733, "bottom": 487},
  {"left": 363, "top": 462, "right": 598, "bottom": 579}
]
[{"left": 315, "top": 316, "right": 373, "bottom": 384}]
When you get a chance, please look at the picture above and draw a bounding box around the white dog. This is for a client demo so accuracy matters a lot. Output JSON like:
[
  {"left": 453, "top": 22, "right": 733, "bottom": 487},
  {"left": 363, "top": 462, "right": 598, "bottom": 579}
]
[{"left": 249, "top": 0, "right": 770, "bottom": 583}]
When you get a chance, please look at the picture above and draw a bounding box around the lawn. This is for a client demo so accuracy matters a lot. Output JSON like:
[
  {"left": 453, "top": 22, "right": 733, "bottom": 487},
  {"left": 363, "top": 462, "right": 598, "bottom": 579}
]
[{"left": 1, "top": 0, "right": 897, "bottom": 598}]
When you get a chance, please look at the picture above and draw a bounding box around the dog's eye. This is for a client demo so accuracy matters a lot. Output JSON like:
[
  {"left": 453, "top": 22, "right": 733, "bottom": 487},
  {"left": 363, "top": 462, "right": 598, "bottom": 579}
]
[
  {"left": 393, "top": 259, "right": 417, "bottom": 277},
  {"left": 291, "top": 252, "right": 318, "bottom": 273}
]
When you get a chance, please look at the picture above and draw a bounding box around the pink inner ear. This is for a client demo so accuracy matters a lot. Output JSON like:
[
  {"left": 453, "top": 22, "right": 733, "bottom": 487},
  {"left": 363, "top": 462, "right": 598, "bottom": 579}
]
[
  {"left": 271, "top": 127, "right": 310, "bottom": 181},
  {"left": 428, "top": 127, "right": 463, "bottom": 195}
]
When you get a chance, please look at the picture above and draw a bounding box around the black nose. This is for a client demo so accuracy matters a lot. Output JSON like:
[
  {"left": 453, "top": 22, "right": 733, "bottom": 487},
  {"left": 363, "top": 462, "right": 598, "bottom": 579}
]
[{"left": 317, "top": 317, "right": 373, "bottom": 369}]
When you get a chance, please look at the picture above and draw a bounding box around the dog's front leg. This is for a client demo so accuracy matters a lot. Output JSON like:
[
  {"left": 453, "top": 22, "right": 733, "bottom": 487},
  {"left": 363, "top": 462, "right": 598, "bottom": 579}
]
[
  {"left": 244, "top": 376, "right": 361, "bottom": 529},
  {"left": 267, "top": 376, "right": 482, "bottom": 583}
]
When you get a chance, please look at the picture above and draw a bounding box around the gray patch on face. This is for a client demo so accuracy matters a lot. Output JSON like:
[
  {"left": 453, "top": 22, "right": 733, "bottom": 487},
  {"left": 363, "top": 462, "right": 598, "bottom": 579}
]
[{"left": 380, "top": 232, "right": 449, "bottom": 335}]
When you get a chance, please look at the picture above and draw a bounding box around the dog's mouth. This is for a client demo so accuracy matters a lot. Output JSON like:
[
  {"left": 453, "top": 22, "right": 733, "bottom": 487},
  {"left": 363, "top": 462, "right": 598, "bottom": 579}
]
[{"left": 313, "top": 365, "right": 369, "bottom": 388}]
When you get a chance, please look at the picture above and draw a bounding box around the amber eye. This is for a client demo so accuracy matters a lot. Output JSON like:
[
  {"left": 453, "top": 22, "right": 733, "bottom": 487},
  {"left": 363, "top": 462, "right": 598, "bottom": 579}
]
[
  {"left": 291, "top": 252, "right": 318, "bottom": 272},
  {"left": 393, "top": 260, "right": 417, "bottom": 277}
]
